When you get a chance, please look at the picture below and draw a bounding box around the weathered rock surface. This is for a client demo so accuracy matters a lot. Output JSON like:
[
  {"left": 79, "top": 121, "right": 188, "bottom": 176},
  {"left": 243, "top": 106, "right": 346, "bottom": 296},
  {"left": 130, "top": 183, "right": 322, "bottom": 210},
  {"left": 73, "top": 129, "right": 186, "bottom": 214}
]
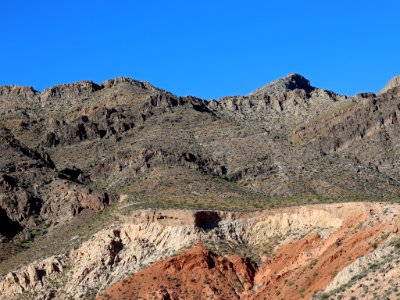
[
  {"left": 249, "top": 73, "right": 315, "bottom": 95},
  {"left": 97, "top": 244, "right": 257, "bottom": 300},
  {"left": 0, "top": 202, "right": 398, "bottom": 299},
  {"left": 2, "top": 73, "right": 400, "bottom": 208},
  {"left": 378, "top": 75, "right": 400, "bottom": 94},
  {"left": 97, "top": 203, "right": 399, "bottom": 300},
  {"left": 0, "top": 256, "right": 65, "bottom": 299},
  {"left": 1, "top": 74, "right": 400, "bottom": 299}
]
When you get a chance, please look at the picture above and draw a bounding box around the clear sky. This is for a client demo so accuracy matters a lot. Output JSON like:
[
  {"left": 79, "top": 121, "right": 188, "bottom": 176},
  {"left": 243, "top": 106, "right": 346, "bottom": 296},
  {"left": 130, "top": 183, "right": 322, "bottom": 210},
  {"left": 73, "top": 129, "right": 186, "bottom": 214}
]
[{"left": 1, "top": 1, "right": 399, "bottom": 99}]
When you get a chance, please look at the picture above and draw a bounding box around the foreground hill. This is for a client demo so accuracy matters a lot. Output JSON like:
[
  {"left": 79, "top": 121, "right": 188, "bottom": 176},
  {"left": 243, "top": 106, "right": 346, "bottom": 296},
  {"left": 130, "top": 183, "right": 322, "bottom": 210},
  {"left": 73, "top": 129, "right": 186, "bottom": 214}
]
[
  {"left": 0, "top": 203, "right": 399, "bottom": 299},
  {"left": 0, "top": 74, "right": 400, "bottom": 299},
  {"left": 97, "top": 203, "right": 400, "bottom": 300}
]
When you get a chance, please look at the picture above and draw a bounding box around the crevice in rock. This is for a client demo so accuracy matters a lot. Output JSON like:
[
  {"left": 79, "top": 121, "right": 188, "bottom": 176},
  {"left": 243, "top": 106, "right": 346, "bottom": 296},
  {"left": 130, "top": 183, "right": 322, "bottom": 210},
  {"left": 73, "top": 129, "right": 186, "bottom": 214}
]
[
  {"left": 0, "top": 207, "right": 23, "bottom": 239},
  {"left": 194, "top": 211, "right": 221, "bottom": 231}
]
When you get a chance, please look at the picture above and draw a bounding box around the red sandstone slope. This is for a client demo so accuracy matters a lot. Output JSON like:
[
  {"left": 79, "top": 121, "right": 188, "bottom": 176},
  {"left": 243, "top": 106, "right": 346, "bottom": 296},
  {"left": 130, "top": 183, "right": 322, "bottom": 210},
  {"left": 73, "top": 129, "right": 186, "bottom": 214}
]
[
  {"left": 97, "top": 244, "right": 257, "bottom": 300},
  {"left": 250, "top": 214, "right": 384, "bottom": 299},
  {"left": 98, "top": 209, "right": 398, "bottom": 300}
]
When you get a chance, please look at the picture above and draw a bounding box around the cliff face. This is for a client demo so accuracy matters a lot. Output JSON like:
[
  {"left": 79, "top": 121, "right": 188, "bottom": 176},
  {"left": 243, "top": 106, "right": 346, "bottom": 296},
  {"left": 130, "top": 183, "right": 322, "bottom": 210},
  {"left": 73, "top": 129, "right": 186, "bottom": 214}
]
[
  {"left": 97, "top": 203, "right": 400, "bottom": 300},
  {"left": 0, "top": 74, "right": 400, "bottom": 299},
  {"left": 0, "top": 203, "right": 397, "bottom": 299}
]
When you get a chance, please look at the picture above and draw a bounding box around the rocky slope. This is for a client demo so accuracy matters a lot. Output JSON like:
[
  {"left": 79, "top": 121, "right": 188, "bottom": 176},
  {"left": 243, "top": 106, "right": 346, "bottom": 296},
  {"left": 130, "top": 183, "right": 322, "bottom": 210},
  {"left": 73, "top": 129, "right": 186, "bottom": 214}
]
[
  {"left": 0, "top": 74, "right": 400, "bottom": 299},
  {"left": 379, "top": 75, "right": 400, "bottom": 94},
  {"left": 0, "top": 202, "right": 398, "bottom": 299},
  {"left": 96, "top": 203, "right": 400, "bottom": 300},
  {"left": 2, "top": 73, "right": 400, "bottom": 202}
]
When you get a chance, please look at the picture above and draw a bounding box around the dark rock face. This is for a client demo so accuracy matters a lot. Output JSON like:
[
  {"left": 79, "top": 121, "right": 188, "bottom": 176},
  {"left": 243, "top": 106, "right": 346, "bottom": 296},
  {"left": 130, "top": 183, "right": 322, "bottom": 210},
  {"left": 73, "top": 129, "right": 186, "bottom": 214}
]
[
  {"left": 194, "top": 211, "right": 221, "bottom": 230},
  {"left": 0, "top": 207, "right": 23, "bottom": 240}
]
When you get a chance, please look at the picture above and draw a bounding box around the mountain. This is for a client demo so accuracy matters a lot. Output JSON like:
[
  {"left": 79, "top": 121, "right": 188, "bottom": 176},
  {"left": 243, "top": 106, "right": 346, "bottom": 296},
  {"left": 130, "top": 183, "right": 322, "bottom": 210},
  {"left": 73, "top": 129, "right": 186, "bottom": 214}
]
[
  {"left": 0, "top": 74, "right": 399, "bottom": 299},
  {"left": 248, "top": 73, "right": 315, "bottom": 95},
  {"left": 378, "top": 75, "right": 400, "bottom": 94}
]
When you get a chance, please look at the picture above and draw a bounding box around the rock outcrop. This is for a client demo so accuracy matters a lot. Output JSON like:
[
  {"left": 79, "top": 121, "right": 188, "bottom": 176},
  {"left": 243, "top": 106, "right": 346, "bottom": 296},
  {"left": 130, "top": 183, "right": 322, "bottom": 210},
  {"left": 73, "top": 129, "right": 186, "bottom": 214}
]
[
  {"left": 248, "top": 73, "right": 315, "bottom": 96},
  {"left": 97, "top": 203, "right": 399, "bottom": 300},
  {"left": 97, "top": 244, "right": 257, "bottom": 300},
  {"left": 0, "top": 202, "right": 398, "bottom": 299},
  {"left": 0, "top": 256, "right": 65, "bottom": 299},
  {"left": 378, "top": 75, "right": 400, "bottom": 94}
]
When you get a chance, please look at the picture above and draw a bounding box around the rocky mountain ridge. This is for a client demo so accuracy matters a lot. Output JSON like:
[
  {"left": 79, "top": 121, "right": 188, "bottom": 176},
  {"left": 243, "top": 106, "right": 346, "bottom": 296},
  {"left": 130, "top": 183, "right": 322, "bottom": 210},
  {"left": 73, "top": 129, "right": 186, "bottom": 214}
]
[{"left": 0, "top": 73, "right": 399, "bottom": 240}]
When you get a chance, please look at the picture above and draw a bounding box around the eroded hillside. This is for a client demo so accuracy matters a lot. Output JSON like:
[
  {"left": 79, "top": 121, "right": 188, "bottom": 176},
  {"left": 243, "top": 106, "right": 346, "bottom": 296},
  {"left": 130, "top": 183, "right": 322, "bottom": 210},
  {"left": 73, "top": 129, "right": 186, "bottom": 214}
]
[
  {"left": 0, "top": 202, "right": 398, "bottom": 299},
  {"left": 1, "top": 74, "right": 400, "bottom": 299}
]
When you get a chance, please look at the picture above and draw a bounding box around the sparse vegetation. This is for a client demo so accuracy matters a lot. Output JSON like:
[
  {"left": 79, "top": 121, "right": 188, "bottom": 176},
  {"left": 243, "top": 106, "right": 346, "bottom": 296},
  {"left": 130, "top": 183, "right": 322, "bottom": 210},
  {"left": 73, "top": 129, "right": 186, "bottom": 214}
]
[{"left": 309, "top": 259, "right": 318, "bottom": 269}]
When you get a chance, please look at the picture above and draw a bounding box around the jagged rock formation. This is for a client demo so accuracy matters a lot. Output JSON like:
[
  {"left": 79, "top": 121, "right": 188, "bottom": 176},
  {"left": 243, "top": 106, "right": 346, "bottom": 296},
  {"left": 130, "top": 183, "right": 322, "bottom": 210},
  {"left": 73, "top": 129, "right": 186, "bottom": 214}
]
[
  {"left": 0, "top": 256, "right": 65, "bottom": 299},
  {"left": 0, "top": 74, "right": 400, "bottom": 299}
]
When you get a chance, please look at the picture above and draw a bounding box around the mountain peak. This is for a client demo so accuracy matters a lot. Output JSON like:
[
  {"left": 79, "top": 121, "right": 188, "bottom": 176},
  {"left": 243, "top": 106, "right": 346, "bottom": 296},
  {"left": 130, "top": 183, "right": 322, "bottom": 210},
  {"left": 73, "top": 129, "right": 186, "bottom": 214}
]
[
  {"left": 249, "top": 73, "right": 313, "bottom": 96},
  {"left": 378, "top": 75, "right": 400, "bottom": 95}
]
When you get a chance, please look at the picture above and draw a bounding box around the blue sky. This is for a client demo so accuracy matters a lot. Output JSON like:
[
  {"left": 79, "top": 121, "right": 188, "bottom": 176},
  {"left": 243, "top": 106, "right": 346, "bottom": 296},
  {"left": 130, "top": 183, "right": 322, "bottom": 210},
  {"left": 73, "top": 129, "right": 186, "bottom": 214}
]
[{"left": 1, "top": 1, "right": 399, "bottom": 99}]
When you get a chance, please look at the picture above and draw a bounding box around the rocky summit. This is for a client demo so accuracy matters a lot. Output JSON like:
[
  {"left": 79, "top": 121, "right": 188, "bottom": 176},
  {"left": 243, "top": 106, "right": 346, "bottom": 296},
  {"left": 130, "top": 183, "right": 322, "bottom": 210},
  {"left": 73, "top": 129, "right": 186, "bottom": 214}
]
[{"left": 0, "top": 74, "right": 399, "bottom": 299}]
